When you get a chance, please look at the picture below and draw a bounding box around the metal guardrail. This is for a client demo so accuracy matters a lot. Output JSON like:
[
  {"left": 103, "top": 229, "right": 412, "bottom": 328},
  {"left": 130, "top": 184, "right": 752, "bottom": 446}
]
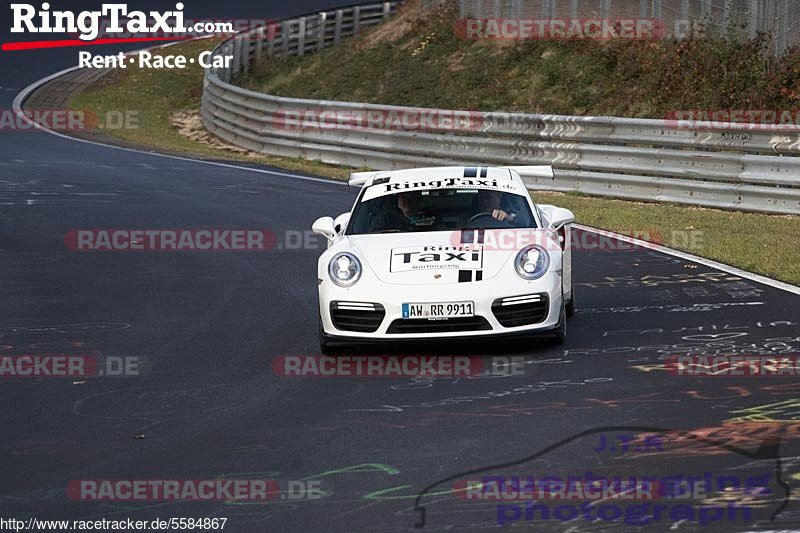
[{"left": 201, "top": 2, "right": 800, "bottom": 214}]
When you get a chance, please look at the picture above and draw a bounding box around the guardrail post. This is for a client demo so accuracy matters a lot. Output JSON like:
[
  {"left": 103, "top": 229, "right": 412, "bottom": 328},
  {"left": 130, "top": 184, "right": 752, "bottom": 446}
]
[
  {"left": 334, "top": 10, "right": 343, "bottom": 44},
  {"left": 776, "top": 0, "right": 789, "bottom": 55},
  {"left": 722, "top": 0, "right": 733, "bottom": 30},
  {"left": 225, "top": 42, "right": 234, "bottom": 83},
  {"left": 680, "top": 0, "right": 690, "bottom": 22},
  {"left": 382, "top": 2, "right": 392, "bottom": 21},
  {"left": 231, "top": 36, "right": 241, "bottom": 77},
  {"left": 600, "top": 0, "right": 610, "bottom": 19},
  {"left": 318, "top": 12, "right": 328, "bottom": 50},
  {"left": 700, "top": 0, "right": 711, "bottom": 20},
  {"left": 266, "top": 22, "right": 276, "bottom": 56},
  {"left": 254, "top": 27, "right": 264, "bottom": 63},
  {"left": 353, "top": 6, "right": 361, "bottom": 35},
  {"left": 297, "top": 17, "right": 307, "bottom": 57},
  {"left": 281, "top": 20, "right": 290, "bottom": 56},
  {"left": 748, "top": 0, "right": 759, "bottom": 39},
  {"left": 241, "top": 35, "right": 250, "bottom": 75}
]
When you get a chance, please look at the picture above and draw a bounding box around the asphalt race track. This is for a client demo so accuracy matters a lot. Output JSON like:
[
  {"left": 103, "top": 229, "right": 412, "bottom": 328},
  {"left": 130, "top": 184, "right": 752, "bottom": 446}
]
[{"left": 1, "top": 2, "right": 800, "bottom": 532}]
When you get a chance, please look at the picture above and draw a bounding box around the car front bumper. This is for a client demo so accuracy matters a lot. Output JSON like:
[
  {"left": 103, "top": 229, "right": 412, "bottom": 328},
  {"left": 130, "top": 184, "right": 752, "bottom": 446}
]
[{"left": 318, "top": 271, "right": 563, "bottom": 341}]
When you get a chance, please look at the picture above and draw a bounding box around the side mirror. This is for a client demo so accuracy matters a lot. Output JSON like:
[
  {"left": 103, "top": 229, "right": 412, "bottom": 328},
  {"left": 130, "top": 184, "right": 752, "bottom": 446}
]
[
  {"left": 312, "top": 216, "right": 337, "bottom": 242},
  {"left": 549, "top": 207, "right": 575, "bottom": 230},
  {"left": 539, "top": 205, "right": 575, "bottom": 229},
  {"left": 333, "top": 212, "right": 350, "bottom": 234}
]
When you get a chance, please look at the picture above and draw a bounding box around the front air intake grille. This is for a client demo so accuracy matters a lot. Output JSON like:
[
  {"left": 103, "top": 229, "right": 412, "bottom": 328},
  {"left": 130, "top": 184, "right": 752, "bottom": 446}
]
[
  {"left": 386, "top": 316, "right": 492, "bottom": 334},
  {"left": 492, "top": 293, "right": 549, "bottom": 327},
  {"left": 330, "top": 301, "right": 385, "bottom": 333}
]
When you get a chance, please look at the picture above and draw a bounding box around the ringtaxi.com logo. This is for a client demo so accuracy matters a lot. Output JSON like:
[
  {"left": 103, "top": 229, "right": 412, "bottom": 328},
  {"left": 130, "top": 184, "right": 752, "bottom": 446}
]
[
  {"left": 69, "top": 17, "right": 276, "bottom": 40},
  {"left": 10, "top": 3, "right": 195, "bottom": 42},
  {"left": 4, "top": 3, "right": 253, "bottom": 53}
]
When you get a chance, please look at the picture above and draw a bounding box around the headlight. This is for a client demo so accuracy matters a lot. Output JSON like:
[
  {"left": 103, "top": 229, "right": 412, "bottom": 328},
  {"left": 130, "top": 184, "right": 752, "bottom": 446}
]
[
  {"left": 515, "top": 245, "right": 550, "bottom": 280},
  {"left": 328, "top": 252, "right": 362, "bottom": 287}
]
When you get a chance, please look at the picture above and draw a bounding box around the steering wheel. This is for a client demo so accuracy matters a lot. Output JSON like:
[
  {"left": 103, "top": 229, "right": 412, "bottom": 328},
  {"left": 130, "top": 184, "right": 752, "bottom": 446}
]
[
  {"left": 466, "top": 212, "right": 495, "bottom": 224},
  {"left": 464, "top": 212, "right": 513, "bottom": 229}
]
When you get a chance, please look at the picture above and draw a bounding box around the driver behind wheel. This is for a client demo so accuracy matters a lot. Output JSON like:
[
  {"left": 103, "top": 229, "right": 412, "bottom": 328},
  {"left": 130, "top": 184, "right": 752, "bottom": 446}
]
[{"left": 474, "top": 190, "right": 516, "bottom": 222}]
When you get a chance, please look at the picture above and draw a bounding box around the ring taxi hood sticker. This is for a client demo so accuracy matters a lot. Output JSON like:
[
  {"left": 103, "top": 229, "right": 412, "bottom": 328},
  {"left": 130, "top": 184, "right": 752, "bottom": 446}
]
[
  {"left": 390, "top": 245, "right": 484, "bottom": 273},
  {"left": 361, "top": 177, "right": 524, "bottom": 202}
]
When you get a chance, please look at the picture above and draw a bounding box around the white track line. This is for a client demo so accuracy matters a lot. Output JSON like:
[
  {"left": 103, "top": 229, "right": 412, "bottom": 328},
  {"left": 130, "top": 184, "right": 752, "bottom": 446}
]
[
  {"left": 575, "top": 224, "right": 800, "bottom": 295},
  {"left": 13, "top": 57, "right": 800, "bottom": 296}
]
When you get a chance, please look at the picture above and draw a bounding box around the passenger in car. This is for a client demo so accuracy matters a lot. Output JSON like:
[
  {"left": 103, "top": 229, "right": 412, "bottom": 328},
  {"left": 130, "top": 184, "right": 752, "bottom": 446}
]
[{"left": 367, "top": 192, "right": 425, "bottom": 232}]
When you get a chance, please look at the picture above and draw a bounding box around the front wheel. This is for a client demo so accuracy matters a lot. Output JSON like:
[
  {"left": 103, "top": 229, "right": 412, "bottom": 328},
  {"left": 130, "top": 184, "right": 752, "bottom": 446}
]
[
  {"left": 320, "top": 336, "right": 334, "bottom": 356},
  {"left": 566, "top": 288, "right": 575, "bottom": 318},
  {"left": 565, "top": 268, "right": 575, "bottom": 318},
  {"left": 319, "top": 317, "right": 338, "bottom": 356},
  {"left": 552, "top": 302, "right": 566, "bottom": 345}
]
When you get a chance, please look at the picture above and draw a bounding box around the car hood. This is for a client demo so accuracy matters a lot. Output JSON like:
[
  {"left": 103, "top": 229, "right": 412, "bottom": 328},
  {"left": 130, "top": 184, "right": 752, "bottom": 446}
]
[{"left": 344, "top": 229, "right": 556, "bottom": 286}]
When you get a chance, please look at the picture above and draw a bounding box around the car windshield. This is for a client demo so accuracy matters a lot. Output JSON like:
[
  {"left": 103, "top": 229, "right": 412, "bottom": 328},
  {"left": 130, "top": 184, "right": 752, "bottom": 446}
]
[{"left": 346, "top": 187, "right": 537, "bottom": 235}]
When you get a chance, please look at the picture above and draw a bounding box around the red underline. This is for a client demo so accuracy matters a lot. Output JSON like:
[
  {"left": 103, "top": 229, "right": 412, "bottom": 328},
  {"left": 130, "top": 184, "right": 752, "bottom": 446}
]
[{"left": 2, "top": 37, "right": 191, "bottom": 52}]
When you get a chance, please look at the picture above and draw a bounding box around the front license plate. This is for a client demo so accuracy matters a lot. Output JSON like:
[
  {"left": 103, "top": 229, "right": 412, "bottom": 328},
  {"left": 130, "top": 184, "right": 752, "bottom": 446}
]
[{"left": 402, "top": 301, "right": 474, "bottom": 319}]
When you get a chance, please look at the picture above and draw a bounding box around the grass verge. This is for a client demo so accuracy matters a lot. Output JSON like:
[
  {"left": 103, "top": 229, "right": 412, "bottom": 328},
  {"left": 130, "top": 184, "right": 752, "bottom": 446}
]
[{"left": 66, "top": 34, "right": 800, "bottom": 284}]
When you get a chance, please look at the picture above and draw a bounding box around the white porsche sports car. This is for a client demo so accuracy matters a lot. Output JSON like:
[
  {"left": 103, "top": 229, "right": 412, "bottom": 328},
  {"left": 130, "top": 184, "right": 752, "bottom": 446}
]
[{"left": 312, "top": 166, "right": 575, "bottom": 354}]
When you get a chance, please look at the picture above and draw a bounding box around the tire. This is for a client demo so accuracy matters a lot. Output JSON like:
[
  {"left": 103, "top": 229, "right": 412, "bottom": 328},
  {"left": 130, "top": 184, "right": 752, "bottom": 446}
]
[
  {"left": 565, "top": 270, "right": 575, "bottom": 318},
  {"left": 319, "top": 316, "right": 337, "bottom": 356},
  {"left": 552, "top": 302, "right": 567, "bottom": 345},
  {"left": 320, "top": 335, "right": 334, "bottom": 356},
  {"left": 565, "top": 289, "right": 575, "bottom": 318}
]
